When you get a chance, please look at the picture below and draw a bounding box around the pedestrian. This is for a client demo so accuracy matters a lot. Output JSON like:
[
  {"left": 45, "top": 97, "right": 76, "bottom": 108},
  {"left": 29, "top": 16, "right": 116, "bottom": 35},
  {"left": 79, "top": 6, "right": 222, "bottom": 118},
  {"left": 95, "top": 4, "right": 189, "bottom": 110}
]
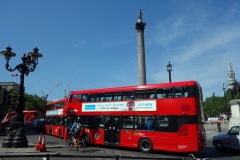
[{"left": 217, "top": 118, "right": 221, "bottom": 132}]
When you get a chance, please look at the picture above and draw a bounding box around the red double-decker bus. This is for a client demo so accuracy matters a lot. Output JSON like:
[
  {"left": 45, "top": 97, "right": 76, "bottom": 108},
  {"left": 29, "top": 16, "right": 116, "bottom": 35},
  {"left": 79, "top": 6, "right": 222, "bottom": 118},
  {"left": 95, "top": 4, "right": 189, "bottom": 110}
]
[
  {"left": 59, "top": 80, "right": 206, "bottom": 153},
  {"left": 1, "top": 110, "right": 41, "bottom": 124},
  {"left": 44, "top": 98, "right": 68, "bottom": 139},
  {"left": 0, "top": 110, "right": 41, "bottom": 133}
]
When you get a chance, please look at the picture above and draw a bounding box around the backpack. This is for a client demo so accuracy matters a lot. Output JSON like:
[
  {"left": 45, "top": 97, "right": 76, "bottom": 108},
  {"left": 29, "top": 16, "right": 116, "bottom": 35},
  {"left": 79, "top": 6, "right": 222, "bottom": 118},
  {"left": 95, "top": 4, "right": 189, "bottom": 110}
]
[{"left": 76, "top": 123, "right": 81, "bottom": 131}]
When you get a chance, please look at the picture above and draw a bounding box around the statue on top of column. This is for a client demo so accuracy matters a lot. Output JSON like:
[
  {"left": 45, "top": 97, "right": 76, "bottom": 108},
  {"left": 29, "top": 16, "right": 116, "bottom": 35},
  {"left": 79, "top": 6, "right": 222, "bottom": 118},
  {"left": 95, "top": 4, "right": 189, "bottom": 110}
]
[{"left": 138, "top": 9, "right": 142, "bottom": 19}]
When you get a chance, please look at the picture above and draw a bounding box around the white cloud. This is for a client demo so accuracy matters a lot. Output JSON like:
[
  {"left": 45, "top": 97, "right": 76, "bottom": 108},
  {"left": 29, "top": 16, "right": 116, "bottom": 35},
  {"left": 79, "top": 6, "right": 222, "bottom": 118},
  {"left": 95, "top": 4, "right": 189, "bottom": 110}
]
[
  {"left": 73, "top": 40, "right": 88, "bottom": 47},
  {"left": 146, "top": 4, "right": 240, "bottom": 100}
]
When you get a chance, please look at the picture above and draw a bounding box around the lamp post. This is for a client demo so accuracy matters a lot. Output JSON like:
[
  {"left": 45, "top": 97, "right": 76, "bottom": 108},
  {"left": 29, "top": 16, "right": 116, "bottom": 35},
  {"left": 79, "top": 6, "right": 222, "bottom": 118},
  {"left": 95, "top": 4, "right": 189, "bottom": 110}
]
[
  {"left": 167, "top": 61, "right": 172, "bottom": 83},
  {"left": 222, "top": 83, "right": 228, "bottom": 120},
  {"left": 1, "top": 46, "right": 42, "bottom": 148}
]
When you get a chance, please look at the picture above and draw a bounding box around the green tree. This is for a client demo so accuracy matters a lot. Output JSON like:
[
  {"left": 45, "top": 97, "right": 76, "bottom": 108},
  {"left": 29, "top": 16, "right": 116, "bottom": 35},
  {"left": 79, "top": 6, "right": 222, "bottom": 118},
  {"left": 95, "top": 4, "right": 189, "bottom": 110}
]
[
  {"left": 24, "top": 93, "right": 47, "bottom": 114},
  {"left": 204, "top": 96, "right": 224, "bottom": 117},
  {"left": 203, "top": 89, "right": 231, "bottom": 118},
  {"left": 0, "top": 90, "right": 47, "bottom": 116}
]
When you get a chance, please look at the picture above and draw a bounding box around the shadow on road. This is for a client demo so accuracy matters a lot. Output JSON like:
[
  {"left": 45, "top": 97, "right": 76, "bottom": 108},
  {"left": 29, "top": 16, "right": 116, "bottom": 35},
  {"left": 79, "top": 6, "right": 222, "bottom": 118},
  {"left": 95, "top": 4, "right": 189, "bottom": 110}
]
[
  {"left": 199, "top": 146, "right": 240, "bottom": 159},
  {"left": 83, "top": 149, "right": 102, "bottom": 153}
]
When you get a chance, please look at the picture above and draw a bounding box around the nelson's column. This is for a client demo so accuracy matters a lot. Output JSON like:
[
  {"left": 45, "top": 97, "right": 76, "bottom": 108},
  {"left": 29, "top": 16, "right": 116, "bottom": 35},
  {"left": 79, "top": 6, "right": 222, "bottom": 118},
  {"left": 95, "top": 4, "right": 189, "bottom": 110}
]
[{"left": 135, "top": 9, "right": 147, "bottom": 85}]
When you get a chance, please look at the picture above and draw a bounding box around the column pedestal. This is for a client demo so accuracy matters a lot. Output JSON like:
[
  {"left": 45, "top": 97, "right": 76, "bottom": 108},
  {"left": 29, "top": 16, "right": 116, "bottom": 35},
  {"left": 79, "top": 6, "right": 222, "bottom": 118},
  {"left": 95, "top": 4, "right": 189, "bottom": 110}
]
[{"left": 229, "top": 99, "right": 240, "bottom": 129}]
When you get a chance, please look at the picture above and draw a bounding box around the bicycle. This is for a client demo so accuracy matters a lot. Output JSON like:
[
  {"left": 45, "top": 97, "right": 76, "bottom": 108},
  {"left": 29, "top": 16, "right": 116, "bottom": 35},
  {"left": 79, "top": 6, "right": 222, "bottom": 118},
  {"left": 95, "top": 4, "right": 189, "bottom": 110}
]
[
  {"left": 184, "top": 154, "right": 209, "bottom": 160},
  {"left": 66, "top": 132, "right": 85, "bottom": 153}
]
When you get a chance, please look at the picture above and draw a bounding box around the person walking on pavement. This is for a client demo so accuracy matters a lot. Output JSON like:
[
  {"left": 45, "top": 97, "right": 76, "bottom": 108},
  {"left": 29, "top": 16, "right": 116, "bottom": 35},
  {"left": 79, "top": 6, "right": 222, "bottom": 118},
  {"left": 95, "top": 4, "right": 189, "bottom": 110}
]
[
  {"left": 70, "top": 119, "right": 80, "bottom": 147},
  {"left": 217, "top": 118, "right": 222, "bottom": 132}
]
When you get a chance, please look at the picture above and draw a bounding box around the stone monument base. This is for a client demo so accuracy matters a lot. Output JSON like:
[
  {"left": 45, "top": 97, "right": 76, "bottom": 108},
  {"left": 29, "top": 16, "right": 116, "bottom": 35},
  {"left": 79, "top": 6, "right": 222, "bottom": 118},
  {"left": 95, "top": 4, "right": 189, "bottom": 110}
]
[{"left": 229, "top": 99, "right": 240, "bottom": 129}]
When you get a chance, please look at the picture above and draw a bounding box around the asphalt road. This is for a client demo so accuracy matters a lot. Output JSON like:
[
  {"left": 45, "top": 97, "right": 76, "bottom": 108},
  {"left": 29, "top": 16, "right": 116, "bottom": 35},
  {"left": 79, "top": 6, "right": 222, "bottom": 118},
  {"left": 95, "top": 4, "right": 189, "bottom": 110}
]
[{"left": 0, "top": 124, "right": 239, "bottom": 160}]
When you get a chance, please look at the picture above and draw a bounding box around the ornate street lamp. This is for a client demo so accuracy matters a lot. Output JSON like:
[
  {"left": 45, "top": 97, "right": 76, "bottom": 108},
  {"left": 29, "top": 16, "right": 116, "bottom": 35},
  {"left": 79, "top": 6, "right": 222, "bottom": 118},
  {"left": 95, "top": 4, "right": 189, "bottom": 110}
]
[
  {"left": 222, "top": 83, "right": 228, "bottom": 120},
  {"left": 1, "top": 46, "right": 42, "bottom": 148},
  {"left": 167, "top": 61, "right": 172, "bottom": 83}
]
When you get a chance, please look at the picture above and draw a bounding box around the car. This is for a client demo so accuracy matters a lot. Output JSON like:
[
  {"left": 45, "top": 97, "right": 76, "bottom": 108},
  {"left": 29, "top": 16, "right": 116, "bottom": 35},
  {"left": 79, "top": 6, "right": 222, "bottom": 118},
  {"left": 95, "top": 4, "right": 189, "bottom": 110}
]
[{"left": 212, "top": 123, "right": 240, "bottom": 152}]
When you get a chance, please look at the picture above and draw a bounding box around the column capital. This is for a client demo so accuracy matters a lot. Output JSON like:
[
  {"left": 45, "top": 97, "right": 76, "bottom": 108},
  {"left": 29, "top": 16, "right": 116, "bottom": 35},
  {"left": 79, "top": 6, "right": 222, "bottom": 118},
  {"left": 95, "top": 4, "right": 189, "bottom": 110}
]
[{"left": 135, "top": 22, "right": 146, "bottom": 31}]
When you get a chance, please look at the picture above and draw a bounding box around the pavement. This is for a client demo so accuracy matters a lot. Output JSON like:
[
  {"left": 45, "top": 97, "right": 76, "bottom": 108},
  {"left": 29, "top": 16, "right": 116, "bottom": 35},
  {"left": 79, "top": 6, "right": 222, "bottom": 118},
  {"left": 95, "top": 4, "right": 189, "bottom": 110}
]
[
  {"left": 0, "top": 142, "right": 59, "bottom": 156},
  {"left": 0, "top": 124, "right": 229, "bottom": 155},
  {"left": 205, "top": 123, "right": 230, "bottom": 139},
  {"left": 0, "top": 130, "right": 60, "bottom": 156}
]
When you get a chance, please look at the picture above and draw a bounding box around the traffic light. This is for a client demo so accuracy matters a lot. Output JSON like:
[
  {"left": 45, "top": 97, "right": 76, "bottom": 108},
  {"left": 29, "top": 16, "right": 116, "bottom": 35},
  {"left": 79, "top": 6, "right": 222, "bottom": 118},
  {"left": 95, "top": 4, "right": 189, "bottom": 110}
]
[
  {"left": 1, "top": 89, "right": 7, "bottom": 105},
  {"left": 0, "top": 85, "right": 1, "bottom": 102},
  {"left": 6, "top": 94, "right": 12, "bottom": 105},
  {"left": 1, "top": 89, "right": 12, "bottom": 106},
  {"left": 6, "top": 95, "right": 18, "bottom": 107}
]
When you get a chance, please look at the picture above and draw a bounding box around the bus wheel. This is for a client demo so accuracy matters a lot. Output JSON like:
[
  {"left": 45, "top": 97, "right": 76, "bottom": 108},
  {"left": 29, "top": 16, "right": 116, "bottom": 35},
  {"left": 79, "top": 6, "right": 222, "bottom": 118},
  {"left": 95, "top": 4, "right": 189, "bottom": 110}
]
[
  {"left": 81, "top": 134, "right": 90, "bottom": 147},
  {"left": 138, "top": 138, "right": 153, "bottom": 153}
]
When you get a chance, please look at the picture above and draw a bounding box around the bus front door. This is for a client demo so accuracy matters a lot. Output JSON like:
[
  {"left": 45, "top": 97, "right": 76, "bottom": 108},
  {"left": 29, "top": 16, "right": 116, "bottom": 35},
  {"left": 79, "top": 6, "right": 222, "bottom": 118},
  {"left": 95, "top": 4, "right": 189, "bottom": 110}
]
[{"left": 104, "top": 116, "right": 120, "bottom": 145}]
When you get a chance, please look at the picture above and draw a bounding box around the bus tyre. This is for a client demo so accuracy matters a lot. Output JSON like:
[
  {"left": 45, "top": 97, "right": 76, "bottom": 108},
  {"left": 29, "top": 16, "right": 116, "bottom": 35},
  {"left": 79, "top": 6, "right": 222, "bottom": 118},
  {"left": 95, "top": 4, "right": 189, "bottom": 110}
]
[
  {"left": 81, "top": 134, "right": 90, "bottom": 147},
  {"left": 138, "top": 138, "right": 153, "bottom": 153}
]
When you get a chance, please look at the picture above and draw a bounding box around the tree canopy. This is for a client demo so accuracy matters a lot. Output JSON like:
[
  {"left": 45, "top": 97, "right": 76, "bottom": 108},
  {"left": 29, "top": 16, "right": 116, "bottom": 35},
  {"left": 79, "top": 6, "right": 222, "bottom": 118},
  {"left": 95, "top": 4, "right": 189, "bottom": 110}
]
[
  {"left": 0, "top": 90, "right": 47, "bottom": 118},
  {"left": 203, "top": 89, "right": 240, "bottom": 118}
]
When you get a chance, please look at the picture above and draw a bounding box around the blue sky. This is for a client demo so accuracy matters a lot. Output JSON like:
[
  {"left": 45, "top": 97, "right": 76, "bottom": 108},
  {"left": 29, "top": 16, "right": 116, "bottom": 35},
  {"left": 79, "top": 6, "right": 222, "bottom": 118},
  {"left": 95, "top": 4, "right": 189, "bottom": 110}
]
[{"left": 0, "top": 0, "right": 240, "bottom": 101}]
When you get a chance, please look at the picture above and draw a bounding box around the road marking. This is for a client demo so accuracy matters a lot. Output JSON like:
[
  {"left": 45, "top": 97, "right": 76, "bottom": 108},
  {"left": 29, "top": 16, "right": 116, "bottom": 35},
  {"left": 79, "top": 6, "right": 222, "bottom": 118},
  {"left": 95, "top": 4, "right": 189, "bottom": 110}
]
[{"left": 113, "top": 150, "right": 124, "bottom": 155}]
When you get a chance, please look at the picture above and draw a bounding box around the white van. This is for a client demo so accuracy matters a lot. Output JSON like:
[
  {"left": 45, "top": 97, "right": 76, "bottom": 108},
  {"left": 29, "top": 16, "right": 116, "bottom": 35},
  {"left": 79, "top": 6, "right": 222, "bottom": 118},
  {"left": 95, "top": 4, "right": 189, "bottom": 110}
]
[{"left": 206, "top": 117, "right": 218, "bottom": 123}]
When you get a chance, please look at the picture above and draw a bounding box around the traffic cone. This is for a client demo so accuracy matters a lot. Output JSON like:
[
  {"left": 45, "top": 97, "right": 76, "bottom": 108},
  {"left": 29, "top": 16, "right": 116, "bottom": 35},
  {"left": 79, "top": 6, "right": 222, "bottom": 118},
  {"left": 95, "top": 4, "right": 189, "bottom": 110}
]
[
  {"left": 35, "top": 133, "right": 42, "bottom": 151},
  {"left": 39, "top": 135, "right": 46, "bottom": 152}
]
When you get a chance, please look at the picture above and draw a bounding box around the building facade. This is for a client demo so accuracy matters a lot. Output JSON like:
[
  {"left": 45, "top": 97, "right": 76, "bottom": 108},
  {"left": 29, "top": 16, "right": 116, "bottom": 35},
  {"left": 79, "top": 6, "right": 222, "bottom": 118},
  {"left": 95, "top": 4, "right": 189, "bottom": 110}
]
[{"left": 0, "top": 82, "right": 20, "bottom": 91}]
